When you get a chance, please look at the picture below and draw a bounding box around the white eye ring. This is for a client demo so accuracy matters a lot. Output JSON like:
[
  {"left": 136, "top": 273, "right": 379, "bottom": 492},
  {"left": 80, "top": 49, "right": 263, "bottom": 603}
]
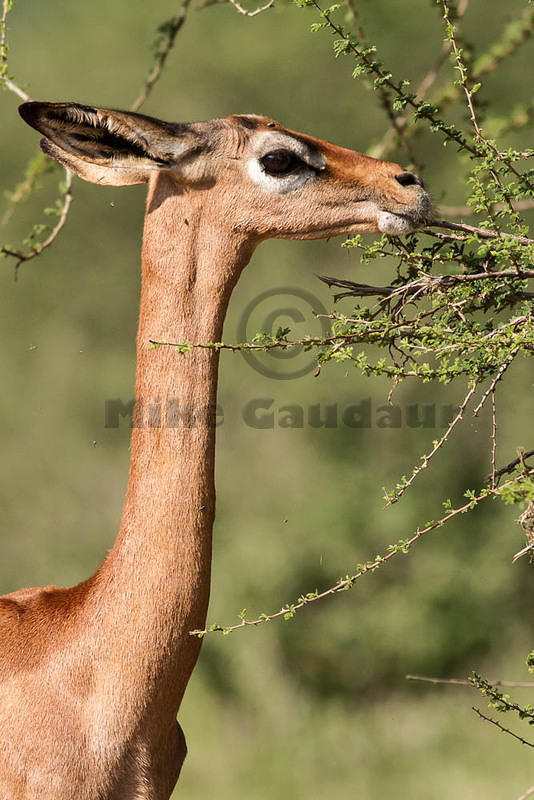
[{"left": 247, "top": 131, "right": 325, "bottom": 194}]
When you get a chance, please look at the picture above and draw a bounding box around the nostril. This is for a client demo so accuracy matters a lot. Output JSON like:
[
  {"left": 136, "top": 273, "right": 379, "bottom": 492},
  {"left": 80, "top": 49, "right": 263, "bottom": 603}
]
[{"left": 395, "top": 171, "right": 420, "bottom": 188}]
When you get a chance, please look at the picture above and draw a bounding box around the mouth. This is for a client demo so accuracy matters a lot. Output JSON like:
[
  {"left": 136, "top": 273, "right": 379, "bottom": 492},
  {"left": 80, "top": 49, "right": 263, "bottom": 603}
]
[
  {"left": 377, "top": 211, "right": 420, "bottom": 235},
  {"left": 378, "top": 192, "right": 434, "bottom": 235}
]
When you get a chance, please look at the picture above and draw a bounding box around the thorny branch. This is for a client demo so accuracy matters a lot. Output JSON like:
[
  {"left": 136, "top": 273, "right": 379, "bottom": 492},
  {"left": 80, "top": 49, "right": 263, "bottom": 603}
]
[
  {"left": 0, "top": 0, "right": 28, "bottom": 101},
  {"left": 369, "top": 0, "right": 469, "bottom": 161},
  {"left": 408, "top": 668, "right": 534, "bottom": 779},
  {"left": 490, "top": 388, "right": 497, "bottom": 489},
  {"left": 0, "top": 156, "right": 49, "bottom": 230},
  {"left": 441, "top": 0, "right": 482, "bottom": 141},
  {"left": 308, "top": 0, "right": 479, "bottom": 157},
  {"left": 472, "top": 707, "right": 534, "bottom": 749},
  {"left": 192, "top": 473, "right": 533, "bottom": 636},
  {"left": 0, "top": 172, "right": 73, "bottom": 276},
  {"left": 371, "top": 4, "right": 534, "bottom": 161},
  {"left": 406, "top": 675, "right": 534, "bottom": 688},
  {"left": 488, "top": 449, "right": 534, "bottom": 485},
  {"left": 226, "top": 0, "right": 275, "bottom": 16},
  {"left": 319, "top": 269, "right": 534, "bottom": 302},
  {"left": 384, "top": 380, "right": 479, "bottom": 506},
  {"left": 343, "top": 0, "right": 418, "bottom": 166},
  {"left": 131, "top": 0, "right": 193, "bottom": 112},
  {"left": 197, "top": 0, "right": 275, "bottom": 13},
  {"left": 429, "top": 220, "right": 534, "bottom": 245},
  {"left": 433, "top": 7, "right": 534, "bottom": 116},
  {"left": 472, "top": 348, "right": 519, "bottom": 418},
  {"left": 440, "top": 1, "right": 532, "bottom": 223}
]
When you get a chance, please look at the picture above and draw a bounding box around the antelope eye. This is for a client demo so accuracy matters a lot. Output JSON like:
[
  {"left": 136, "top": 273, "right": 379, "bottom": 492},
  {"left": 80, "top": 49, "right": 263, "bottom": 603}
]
[{"left": 260, "top": 150, "right": 300, "bottom": 175}]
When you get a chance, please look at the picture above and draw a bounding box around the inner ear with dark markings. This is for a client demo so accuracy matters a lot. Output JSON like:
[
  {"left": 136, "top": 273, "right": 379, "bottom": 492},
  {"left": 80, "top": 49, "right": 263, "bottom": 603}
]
[
  {"left": 56, "top": 121, "right": 172, "bottom": 166},
  {"left": 18, "top": 102, "right": 203, "bottom": 186}
]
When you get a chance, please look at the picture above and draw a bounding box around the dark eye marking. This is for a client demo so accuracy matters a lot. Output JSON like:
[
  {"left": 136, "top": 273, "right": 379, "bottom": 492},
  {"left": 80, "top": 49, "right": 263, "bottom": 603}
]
[{"left": 260, "top": 149, "right": 304, "bottom": 176}]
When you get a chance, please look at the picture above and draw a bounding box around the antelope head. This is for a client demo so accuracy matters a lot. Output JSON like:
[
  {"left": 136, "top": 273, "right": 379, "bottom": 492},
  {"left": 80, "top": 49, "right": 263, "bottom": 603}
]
[{"left": 19, "top": 102, "right": 432, "bottom": 242}]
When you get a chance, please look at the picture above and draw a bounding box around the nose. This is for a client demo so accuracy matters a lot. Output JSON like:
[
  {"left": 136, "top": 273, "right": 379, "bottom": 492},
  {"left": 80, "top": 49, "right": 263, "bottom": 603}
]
[{"left": 395, "top": 171, "right": 423, "bottom": 188}]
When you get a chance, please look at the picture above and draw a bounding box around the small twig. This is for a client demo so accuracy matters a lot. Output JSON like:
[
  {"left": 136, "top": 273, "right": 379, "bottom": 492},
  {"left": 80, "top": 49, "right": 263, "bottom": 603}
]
[
  {"left": 0, "top": 0, "right": 8, "bottom": 69},
  {"left": 1, "top": 0, "right": 71, "bottom": 275},
  {"left": 307, "top": 0, "right": 478, "bottom": 157},
  {"left": 441, "top": 1, "right": 482, "bottom": 141},
  {"left": 498, "top": 151, "right": 534, "bottom": 159},
  {"left": 370, "top": 0, "right": 469, "bottom": 160},
  {"left": 406, "top": 675, "right": 534, "bottom": 688},
  {"left": 198, "top": 0, "right": 275, "bottom": 16},
  {"left": 472, "top": 348, "right": 519, "bottom": 418},
  {"left": 440, "top": 1, "right": 533, "bottom": 202},
  {"left": 319, "top": 271, "right": 534, "bottom": 304},
  {"left": 512, "top": 543, "right": 534, "bottom": 563},
  {"left": 344, "top": 0, "right": 416, "bottom": 165},
  {"left": 485, "top": 448, "right": 534, "bottom": 484},
  {"left": 429, "top": 219, "right": 534, "bottom": 245},
  {"left": 318, "top": 275, "right": 396, "bottom": 300},
  {"left": 131, "top": 0, "right": 193, "bottom": 112},
  {"left": 151, "top": 305, "right": 531, "bottom": 361},
  {"left": 0, "top": 0, "right": 29, "bottom": 101},
  {"left": 472, "top": 673, "right": 534, "bottom": 721},
  {"left": 372, "top": 6, "right": 534, "bottom": 163},
  {"left": 0, "top": 171, "right": 73, "bottom": 274},
  {"left": 0, "top": 0, "right": 11, "bottom": 82},
  {"left": 472, "top": 707, "right": 534, "bottom": 748},
  {"left": 2, "top": 75, "right": 28, "bottom": 101},
  {"left": 517, "top": 786, "right": 534, "bottom": 800},
  {"left": 1, "top": 158, "right": 44, "bottom": 230},
  {"left": 386, "top": 380, "right": 478, "bottom": 506},
  {"left": 490, "top": 388, "right": 497, "bottom": 489},
  {"left": 227, "top": 0, "right": 275, "bottom": 16}
]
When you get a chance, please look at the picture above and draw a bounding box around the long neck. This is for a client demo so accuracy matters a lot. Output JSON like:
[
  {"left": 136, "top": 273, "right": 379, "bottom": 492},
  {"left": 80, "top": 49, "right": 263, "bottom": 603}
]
[{"left": 94, "top": 174, "right": 253, "bottom": 724}]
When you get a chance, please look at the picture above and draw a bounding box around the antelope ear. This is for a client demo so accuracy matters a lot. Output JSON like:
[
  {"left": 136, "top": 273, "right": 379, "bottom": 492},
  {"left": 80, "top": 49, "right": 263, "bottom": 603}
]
[{"left": 18, "top": 102, "right": 202, "bottom": 187}]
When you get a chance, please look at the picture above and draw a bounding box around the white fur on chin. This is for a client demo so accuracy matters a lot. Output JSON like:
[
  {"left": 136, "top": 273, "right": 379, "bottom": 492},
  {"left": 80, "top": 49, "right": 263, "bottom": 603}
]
[{"left": 377, "top": 211, "right": 414, "bottom": 235}]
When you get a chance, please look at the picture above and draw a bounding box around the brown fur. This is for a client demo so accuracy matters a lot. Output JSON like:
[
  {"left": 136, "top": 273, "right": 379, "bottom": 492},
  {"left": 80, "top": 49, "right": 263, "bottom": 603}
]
[{"left": 0, "top": 103, "right": 431, "bottom": 799}]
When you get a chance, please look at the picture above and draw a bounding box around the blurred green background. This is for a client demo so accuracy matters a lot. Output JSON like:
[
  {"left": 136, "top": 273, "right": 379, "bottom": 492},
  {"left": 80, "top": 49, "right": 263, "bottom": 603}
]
[{"left": 1, "top": 0, "right": 533, "bottom": 797}]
